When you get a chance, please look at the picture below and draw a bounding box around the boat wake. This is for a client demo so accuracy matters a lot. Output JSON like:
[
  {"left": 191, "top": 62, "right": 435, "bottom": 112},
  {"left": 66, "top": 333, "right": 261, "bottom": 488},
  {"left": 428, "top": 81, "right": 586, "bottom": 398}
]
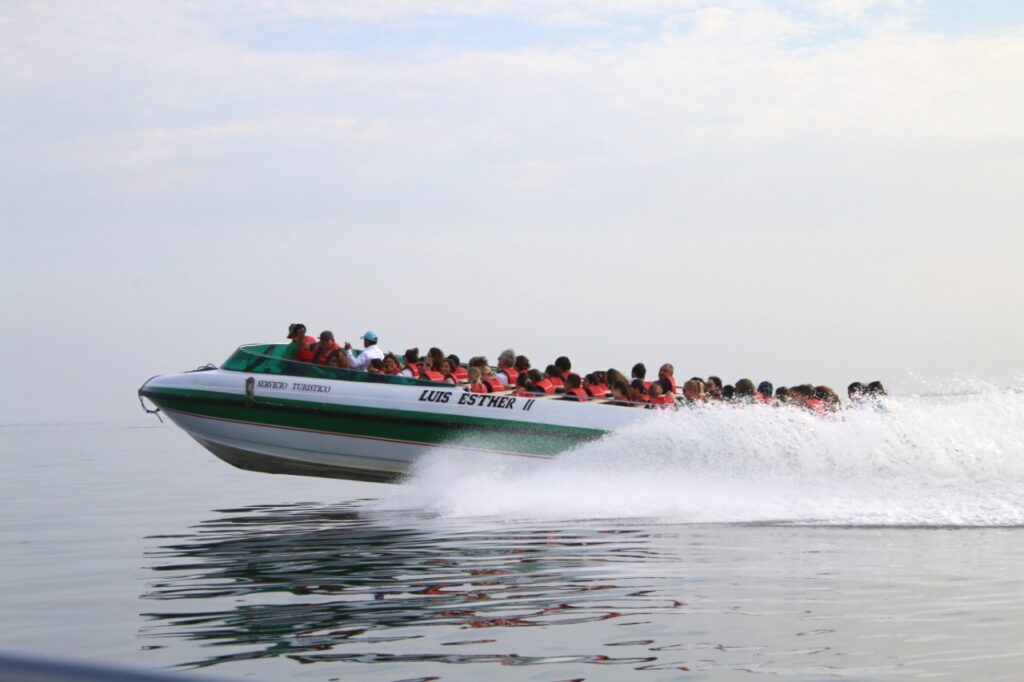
[{"left": 377, "top": 384, "right": 1024, "bottom": 527}]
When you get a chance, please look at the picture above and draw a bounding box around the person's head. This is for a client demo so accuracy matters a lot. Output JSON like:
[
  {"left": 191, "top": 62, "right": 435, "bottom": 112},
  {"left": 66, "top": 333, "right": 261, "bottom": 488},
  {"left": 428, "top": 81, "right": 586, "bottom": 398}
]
[
  {"left": 628, "top": 379, "right": 646, "bottom": 401},
  {"left": 757, "top": 381, "right": 774, "bottom": 399},
  {"left": 775, "top": 386, "right": 791, "bottom": 403},
  {"left": 318, "top": 330, "right": 334, "bottom": 345},
  {"left": 723, "top": 384, "right": 736, "bottom": 400},
  {"left": 516, "top": 372, "right": 533, "bottom": 390},
  {"left": 498, "top": 348, "right": 516, "bottom": 369},
  {"left": 361, "top": 330, "right": 379, "bottom": 347},
  {"left": 789, "top": 384, "right": 814, "bottom": 403},
  {"left": 514, "top": 355, "right": 531, "bottom": 372},
  {"left": 469, "top": 356, "right": 489, "bottom": 369},
  {"left": 527, "top": 369, "right": 544, "bottom": 384},
  {"left": 658, "top": 363, "right": 674, "bottom": 378},
  {"left": 382, "top": 354, "right": 399, "bottom": 373},
  {"left": 428, "top": 347, "right": 445, "bottom": 366},
  {"left": 707, "top": 375, "right": 722, "bottom": 390},
  {"left": 848, "top": 381, "right": 866, "bottom": 400},
  {"left": 555, "top": 356, "right": 572, "bottom": 374},
  {"left": 682, "top": 379, "right": 705, "bottom": 400},
  {"left": 544, "top": 364, "right": 560, "bottom": 379},
  {"left": 867, "top": 381, "right": 887, "bottom": 397},
  {"left": 735, "top": 378, "right": 755, "bottom": 397},
  {"left": 582, "top": 373, "right": 596, "bottom": 387},
  {"left": 439, "top": 358, "right": 453, "bottom": 375},
  {"left": 404, "top": 347, "right": 420, "bottom": 364},
  {"left": 288, "top": 323, "right": 307, "bottom": 340},
  {"left": 611, "top": 380, "right": 630, "bottom": 401},
  {"left": 467, "top": 367, "right": 482, "bottom": 383},
  {"left": 447, "top": 354, "right": 461, "bottom": 368},
  {"left": 648, "top": 382, "right": 664, "bottom": 399},
  {"left": 606, "top": 368, "right": 628, "bottom": 387},
  {"left": 816, "top": 385, "right": 841, "bottom": 409},
  {"left": 593, "top": 371, "right": 607, "bottom": 384},
  {"left": 367, "top": 358, "right": 384, "bottom": 374},
  {"left": 631, "top": 363, "right": 646, "bottom": 380},
  {"left": 565, "top": 374, "right": 582, "bottom": 389},
  {"left": 416, "top": 356, "right": 432, "bottom": 372}
]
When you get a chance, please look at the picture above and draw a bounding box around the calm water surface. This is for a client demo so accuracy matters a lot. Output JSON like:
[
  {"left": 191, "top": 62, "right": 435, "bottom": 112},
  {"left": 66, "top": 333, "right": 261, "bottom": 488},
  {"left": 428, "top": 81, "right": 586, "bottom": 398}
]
[{"left": 2, "top": 420, "right": 1023, "bottom": 681}]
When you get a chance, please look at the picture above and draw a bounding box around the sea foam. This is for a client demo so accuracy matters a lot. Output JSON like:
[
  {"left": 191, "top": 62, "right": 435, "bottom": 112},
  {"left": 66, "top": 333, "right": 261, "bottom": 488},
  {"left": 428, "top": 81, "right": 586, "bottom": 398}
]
[{"left": 377, "top": 385, "right": 1024, "bottom": 526}]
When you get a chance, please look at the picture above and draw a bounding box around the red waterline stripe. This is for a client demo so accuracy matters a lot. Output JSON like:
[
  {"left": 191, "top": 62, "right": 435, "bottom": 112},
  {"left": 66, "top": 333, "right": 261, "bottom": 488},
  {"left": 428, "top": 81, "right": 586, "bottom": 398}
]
[{"left": 171, "top": 409, "right": 554, "bottom": 460}]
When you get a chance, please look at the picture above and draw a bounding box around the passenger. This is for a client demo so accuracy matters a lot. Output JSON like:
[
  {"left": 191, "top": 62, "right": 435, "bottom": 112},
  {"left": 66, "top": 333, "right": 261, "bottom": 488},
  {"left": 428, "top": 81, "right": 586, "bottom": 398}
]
[
  {"left": 606, "top": 368, "right": 629, "bottom": 390},
  {"left": 466, "top": 367, "right": 488, "bottom": 393},
  {"left": 707, "top": 386, "right": 724, "bottom": 401},
  {"left": 734, "top": 378, "right": 757, "bottom": 403},
  {"left": 722, "top": 385, "right": 736, "bottom": 401},
  {"left": 438, "top": 358, "right": 459, "bottom": 385},
  {"left": 529, "top": 369, "right": 555, "bottom": 394},
  {"left": 343, "top": 330, "right": 385, "bottom": 371},
  {"left": 627, "top": 379, "right": 649, "bottom": 404},
  {"left": 657, "top": 364, "right": 677, "bottom": 395},
  {"left": 790, "top": 384, "right": 824, "bottom": 414},
  {"left": 514, "top": 355, "right": 531, "bottom": 374},
  {"left": 310, "top": 330, "right": 342, "bottom": 365},
  {"left": 381, "top": 354, "right": 401, "bottom": 375},
  {"left": 511, "top": 372, "right": 535, "bottom": 397},
  {"left": 647, "top": 382, "right": 675, "bottom": 407},
  {"left": 481, "top": 365, "right": 505, "bottom": 393},
  {"left": 496, "top": 348, "right": 518, "bottom": 386},
  {"left": 706, "top": 376, "right": 723, "bottom": 392},
  {"left": 327, "top": 351, "right": 351, "bottom": 369},
  {"left": 756, "top": 381, "right": 774, "bottom": 404},
  {"left": 397, "top": 348, "right": 420, "bottom": 378},
  {"left": 544, "top": 365, "right": 565, "bottom": 389},
  {"left": 867, "top": 380, "right": 889, "bottom": 412},
  {"left": 847, "top": 381, "right": 867, "bottom": 406},
  {"left": 562, "top": 374, "right": 589, "bottom": 401},
  {"left": 583, "top": 373, "right": 607, "bottom": 398},
  {"left": 815, "top": 385, "right": 842, "bottom": 412},
  {"left": 366, "top": 358, "right": 385, "bottom": 374},
  {"left": 428, "top": 347, "right": 446, "bottom": 370},
  {"left": 448, "top": 354, "right": 468, "bottom": 383},
  {"left": 682, "top": 379, "right": 706, "bottom": 403},
  {"left": 555, "top": 356, "right": 573, "bottom": 381},
  {"left": 631, "top": 363, "right": 649, "bottom": 390},
  {"left": 774, "top": 386, "right": 791, "bottom": 405},
  {"left": 418, "top": 357, "right": 445, "bottom": 382},
  {"left": 609, "top": 380, "right": 635, "bottom": 406},
  {"left": 284, "top": 323, "right": 317, "bottom": 362}
]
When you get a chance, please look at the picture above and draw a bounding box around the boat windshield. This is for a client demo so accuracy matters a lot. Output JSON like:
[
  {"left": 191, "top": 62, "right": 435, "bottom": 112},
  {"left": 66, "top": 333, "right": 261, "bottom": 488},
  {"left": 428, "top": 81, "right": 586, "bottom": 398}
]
[{"left": 221, "top": 344, "right": 435, "bottom": 386}]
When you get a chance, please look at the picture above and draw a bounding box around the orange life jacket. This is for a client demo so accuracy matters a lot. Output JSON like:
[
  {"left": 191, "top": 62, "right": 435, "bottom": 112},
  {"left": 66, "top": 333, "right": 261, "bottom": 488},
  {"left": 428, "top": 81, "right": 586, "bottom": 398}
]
[
  {"left": 547, "top": 376, "right": 564, "bottom": 389},
  {"left": 755, "top": 393, "right": 771, "bottom": 404},
  {"left": 586, "top": 384, "right": 608, "bottom": 398},
  {"left": 294, "top": 336, "right": 316, "bottom": 362},
  {"left": 310, "top": 341, "right": 340, "bottom": 365},
  {"left": 511, "top": 388, "right": 534, "bottom": 397},
  {"left": 565, "top": 387, "right": 589, "bottom": 401},
  {"left": 804, "top": 398, "right": 825, "bottom": 414},
  {"left": 498, "top": 366, "right": 519, "bottom": 385},
  {"left": 484, "top": 378, "right": 505, "bottom": 393},
  {"left": 660, "top": 376, "right": 677, "bottom": 394},
  {"left": 421, "top": 370, "right": 444, "bottom": 382},
  {"left": 403, "top": 363, "right": 420, "bottom": 378},
  {"left": 469, "top": 382, "right": 488, "bottom": 394},
  {"left": 534, "top": 378, "right": 556, "bottom": 394},
  {"left": 453, "top": 366, "right": 468, "bottom": 382},
  {"left": 650, "top": 394, "right": 675, "bottom": 406}
]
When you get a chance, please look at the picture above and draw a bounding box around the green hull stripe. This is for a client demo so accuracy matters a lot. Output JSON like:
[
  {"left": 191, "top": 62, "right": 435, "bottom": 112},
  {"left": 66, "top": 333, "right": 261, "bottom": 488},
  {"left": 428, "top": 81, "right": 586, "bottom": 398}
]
[{"left": 142, "top": 387, "right": 605, "bottom": 457}]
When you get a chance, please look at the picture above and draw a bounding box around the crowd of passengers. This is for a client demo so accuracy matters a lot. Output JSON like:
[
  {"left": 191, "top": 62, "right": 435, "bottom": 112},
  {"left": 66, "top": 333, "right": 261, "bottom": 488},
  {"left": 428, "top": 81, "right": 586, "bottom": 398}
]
[{"left": 284, "top": 324, "right": 888, "bottom": 414}]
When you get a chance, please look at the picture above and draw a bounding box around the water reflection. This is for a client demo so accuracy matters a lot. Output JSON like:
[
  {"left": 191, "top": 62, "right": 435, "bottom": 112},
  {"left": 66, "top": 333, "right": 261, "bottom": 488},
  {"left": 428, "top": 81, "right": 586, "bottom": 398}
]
[{"left": 141, "top": 502, "right": 684, "bottom": 672}]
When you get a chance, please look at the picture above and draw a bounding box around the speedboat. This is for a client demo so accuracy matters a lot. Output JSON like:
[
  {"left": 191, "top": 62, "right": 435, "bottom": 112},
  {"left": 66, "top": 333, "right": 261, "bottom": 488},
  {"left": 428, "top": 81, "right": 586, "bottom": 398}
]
[{"left": 139, "top": 344, "right": 657, "bottom": 483}]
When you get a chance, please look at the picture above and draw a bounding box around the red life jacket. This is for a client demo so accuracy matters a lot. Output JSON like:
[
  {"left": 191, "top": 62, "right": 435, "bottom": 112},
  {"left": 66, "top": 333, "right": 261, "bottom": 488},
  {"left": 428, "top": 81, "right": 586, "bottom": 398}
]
[
  {"left": 498, "top": 366, "right": 519, "bottom": 385},
  {"left": 650, "top": 394, "right": 675, "bottom": 406},
  {"left": 469, "top": 382, "right": 488, "bottom": 394},
  {"left": 565, "top": 387, "right": 589, "bottom": 401},
  {"left": 294, "top": 336, "right": 316, "bottom": 362},
  {"left": 586, "top": 384, "right": 608, "bottom": 398},
  {"left": 484, "top": 378, "right": 505, "bottom": 393},
  {"left": 804, "top": 398, "right": 825, "bottom": 414},
  {"left": 453, "top": 366, "right": 468, "bottom": 382},
  {"left": 534, "top": 378, "right": 555, "bottom": 394},
  {"left": 403, "top": 363, "right": 420, "bottom": 378},
  {"left": 511, "top": 388, "right": 534, "bottom": 397},
  {"left": 421, "top": 370, "right": 444, "bottom": 382},
  {"left": 546, "top": 376, "right": 564, "bottom": 389},
  {"left": 755, "top": 393, "right": 771, "bottom": 404},
  {"left": 311, "top": 341, "right": 340, "bottom": 365},
  {"left": 660, "top": 376, "right": 677, "bottom": 394}
]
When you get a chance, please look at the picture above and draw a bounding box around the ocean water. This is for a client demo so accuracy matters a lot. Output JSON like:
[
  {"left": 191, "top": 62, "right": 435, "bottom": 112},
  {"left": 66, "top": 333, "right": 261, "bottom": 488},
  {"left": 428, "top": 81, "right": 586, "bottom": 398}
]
[{"left": 2, "top": 389, "right": 1024, "bottom": 680}]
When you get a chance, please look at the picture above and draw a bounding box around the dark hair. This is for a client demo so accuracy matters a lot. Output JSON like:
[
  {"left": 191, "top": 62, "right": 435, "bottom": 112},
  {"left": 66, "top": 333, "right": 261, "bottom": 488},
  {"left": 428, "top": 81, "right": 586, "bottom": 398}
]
[
  {"left": 735, "top": 378, "right": 755, "bottom": 396},
  {"left": 707, "top": 375, "right": 723, "bottom": 389},
  {"left": 447, "top": 354, "right": 461, "bottom": 367},
  {"left": 723, "top": 385, "right": 736, "bottom": 399},
  {"left": 631, "top": 363, "right": 646, "bottom": 380},
  {"left": 527, "top": 369, "right": 544, "bottom": 383},
  {"left": 790, "top": 384, "right": 814, "bottom": 398},
  {"left": 555, "top": 356, "right": 572, "bottom": 372},
  {"left": 848, "top": 381, "right": 865, "bottom": 397},
  {"left": 514, "top": 355, "right": 531, "bottom": 372},
  {"left": 757, "top": 381, "right": 773, "bottom": 398},
  {"left": 404, "top": 347, "right": 419, "bottom": 363},
  {"left": 565, "top": 374, "right": 582, "bottom": 389},
  {"left": 516, "top": 372, "right": 532, "bottom": 390},
  {"left": 611, "top": 380, "right": 630, "bottom": 396},
  {"left": 775, "top": 386, "right": 790, "bottom": 401},
  {"left": 606, "top": 368, "right": 628, "bottom": 387},
  {"left": 867, "top": 381, "right": 887, "bottom": 396},
  {"left": 288, "top": 323, "right": 306, "bottom": 338},
  {"left": 428, "top": 347, "right": 445, "bottom": 366},
  {"left": 368, "top": 358, "right": 384, "bottom": 370},
  {"left": 544, "top": 364, "right": 560, "bottom": 377}
]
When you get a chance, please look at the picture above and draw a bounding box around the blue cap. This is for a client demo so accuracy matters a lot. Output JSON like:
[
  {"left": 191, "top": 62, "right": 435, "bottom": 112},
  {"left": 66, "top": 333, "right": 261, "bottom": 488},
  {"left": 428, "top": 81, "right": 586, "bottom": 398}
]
[{"left": 361, "top": 330, "right": 379, "bottom": 343}]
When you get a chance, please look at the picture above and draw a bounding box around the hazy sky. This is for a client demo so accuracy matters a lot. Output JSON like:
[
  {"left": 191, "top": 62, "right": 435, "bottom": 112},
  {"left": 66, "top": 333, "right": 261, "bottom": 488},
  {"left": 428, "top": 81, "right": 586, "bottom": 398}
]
[{"left": 2, "top": 0, "right": 1022, "bottom": 423}]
